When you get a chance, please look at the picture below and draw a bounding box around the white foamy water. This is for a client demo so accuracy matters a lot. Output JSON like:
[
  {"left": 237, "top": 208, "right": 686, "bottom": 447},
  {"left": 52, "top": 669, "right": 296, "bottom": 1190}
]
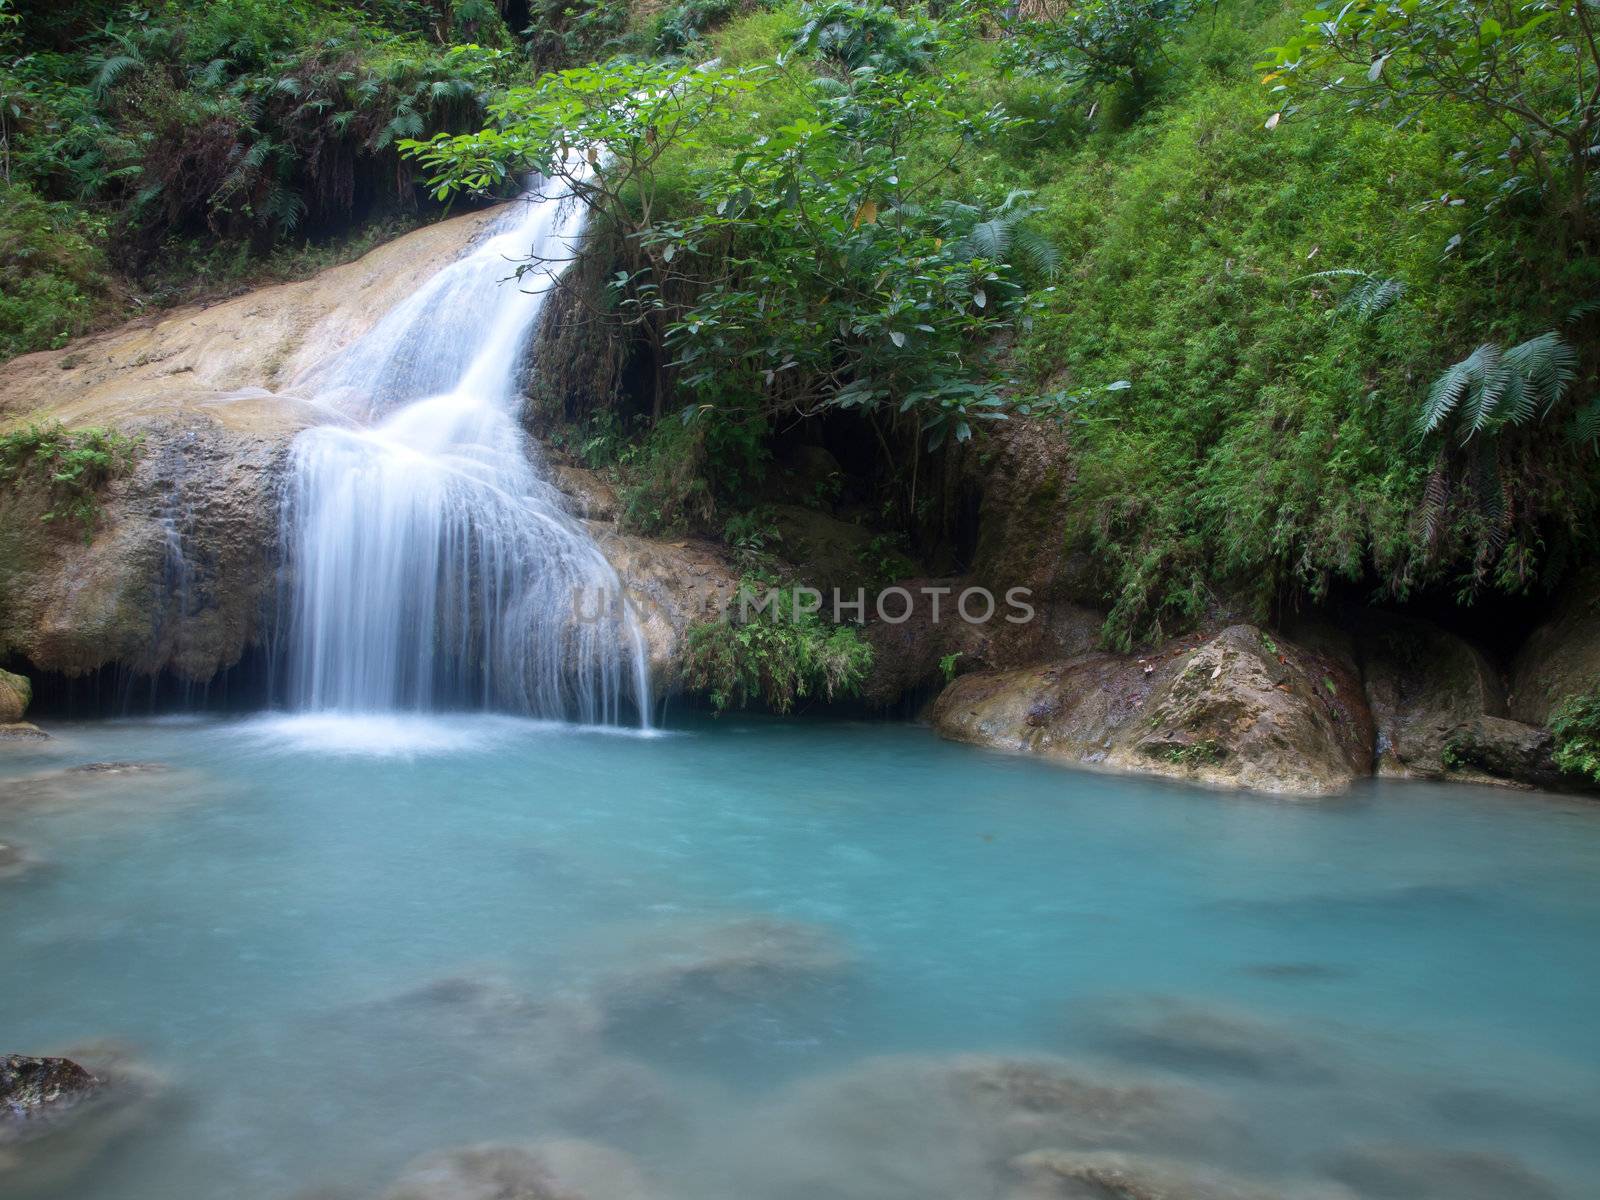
[{"left": 279, "top": 182, "right": 650, "bottom": 724}]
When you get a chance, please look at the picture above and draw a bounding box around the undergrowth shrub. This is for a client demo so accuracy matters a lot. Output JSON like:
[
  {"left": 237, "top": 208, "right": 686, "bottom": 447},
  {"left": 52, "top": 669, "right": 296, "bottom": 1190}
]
[
  {"left": 0, "top": 181, "right": 115, "bottom": 358},
  {"left": 1551, "top": 690, "right": 1600, "bottom": 784},
  {"left": 685, "top": 581, "right": 873, "bottom": 713}
]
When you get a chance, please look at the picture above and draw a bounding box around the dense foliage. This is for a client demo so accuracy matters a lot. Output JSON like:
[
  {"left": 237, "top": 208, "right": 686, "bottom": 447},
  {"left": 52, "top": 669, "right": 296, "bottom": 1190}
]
[
  {"left": 1551, "top": 687, "right": 1600, "bottom": 782},
  {"left": 7, "top": 0, "right": 1597, "bottom": 665},
  {"left": 0, "top": 0, "right": 518, "bottom": 352},
  {"left": 684, "top": 582, "right": 873, "bottom": 713}
]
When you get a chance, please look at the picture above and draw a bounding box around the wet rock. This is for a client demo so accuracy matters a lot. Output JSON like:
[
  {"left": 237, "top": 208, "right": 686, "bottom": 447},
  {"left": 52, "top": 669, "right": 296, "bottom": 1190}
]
[
  {"left": 860, "top": 583, "right": 1103, "bottom": 709},
  {"left": 0, "top": 1055, "right": 100, "bottom": 1137},
  {"left": 1353, "top": 612, "right": 1574, "bottom": 788},
  {"left": 932, "top": 624, "right": 1372, "bottom": 796},
  {"left": 592, "top": 529, "right": 741, "bottom": 696},
  {"left": 549, "top": 465, "right": 620, "bottom": 523},
  {"left": 0, "top": 669, "right": 29, "bottom": 723},
  {"left": 381, "top": 1139, "right": 655, "bottom": 1200},
  {"left": 0, "top": 1043, "right": 166, "bottom": 1187},
  {"left": 769, "top": 504, "right": 919, "bottom": 597},
  {"left": 1509, "top": 567, "right": 1600, "bottom": 727},
  {"left": 0, "top": 722, "right": 49, "bottom": 740},
  {"left": 1327, "top": 1142, "right": 1564, "bottom": 1200},
  {"left": 1008, "top": 1149, "right": 1353, "bottom": 1200}
]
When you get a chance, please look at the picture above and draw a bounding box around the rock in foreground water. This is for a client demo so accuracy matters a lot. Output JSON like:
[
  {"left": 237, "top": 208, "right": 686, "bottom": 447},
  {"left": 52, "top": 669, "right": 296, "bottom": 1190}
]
[{"left": 0, "top": 1055, "right": 100, "bottom": 1137}]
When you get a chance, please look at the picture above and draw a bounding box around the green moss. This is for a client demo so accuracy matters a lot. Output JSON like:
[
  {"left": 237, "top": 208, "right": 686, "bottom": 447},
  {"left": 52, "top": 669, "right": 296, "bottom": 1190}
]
[{"left": 0, "top": 422, "right": 142, "bottom": 538}]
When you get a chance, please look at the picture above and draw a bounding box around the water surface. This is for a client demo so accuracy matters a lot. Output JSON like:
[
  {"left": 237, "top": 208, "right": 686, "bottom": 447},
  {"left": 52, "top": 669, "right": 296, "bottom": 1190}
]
[{"left": 2, "top": 715, "right": 1597, "bottom": 1198}]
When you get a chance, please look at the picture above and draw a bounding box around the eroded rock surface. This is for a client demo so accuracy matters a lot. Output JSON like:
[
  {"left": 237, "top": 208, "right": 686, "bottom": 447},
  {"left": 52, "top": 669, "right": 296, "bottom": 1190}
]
[
  {"left": 932, "top": 624, "right": 1371, "bottom": 795},
  {"left": 1510, "top": 569, "right": 1600, "bottom": 726}
]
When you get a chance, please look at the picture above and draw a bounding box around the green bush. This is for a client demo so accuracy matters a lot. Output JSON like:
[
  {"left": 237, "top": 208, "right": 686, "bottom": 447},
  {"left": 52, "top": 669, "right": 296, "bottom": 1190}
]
[
  {"left": 685, "top": 582, "right": 874, "bottom": 713},
  {"left": 1551, "top": 690, "right": 1600, "bottom": 784},
  {"left": 0, "top": 181, "right": 114, "bottom": 358}
]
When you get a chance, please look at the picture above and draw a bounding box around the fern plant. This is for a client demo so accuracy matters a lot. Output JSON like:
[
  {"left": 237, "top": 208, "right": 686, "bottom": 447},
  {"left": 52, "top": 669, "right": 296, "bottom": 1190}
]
[
  {"left": 1419, "top": 332, "right": 1580, "bottom": 443},
  {"left": 1296, "top": 268, "right": 1403, "bottom": 323}
]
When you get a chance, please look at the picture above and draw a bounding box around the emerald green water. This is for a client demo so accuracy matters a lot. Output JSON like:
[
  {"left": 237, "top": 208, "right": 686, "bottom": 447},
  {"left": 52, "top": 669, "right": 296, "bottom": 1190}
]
[{"left": 2, "top": 714, "right": 1597, "bottom": 1198}]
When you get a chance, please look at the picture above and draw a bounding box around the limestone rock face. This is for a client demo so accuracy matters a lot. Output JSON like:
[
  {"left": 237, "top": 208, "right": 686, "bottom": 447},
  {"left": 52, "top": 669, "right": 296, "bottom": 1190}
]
[
  {"left": 931, "top": 624, "right": 1372, "bottom": 796},
  {"left": 0, "top": 410, "right": 301, "bottom": 681},
  {"left": 1354, "top": 613, "right": 1566, "bottom": 787},
  {"left": 0, "top": 210, "right": 501, "bottom": 685},
  {"left": 0, "top": 669, "right": 28, "bottom": 723},
  {"left": 591, "top": 527, "right": 740, "bottom": 697},
  {"left": 1510, "top": 568, "right": 1600, "bottom": 726}
]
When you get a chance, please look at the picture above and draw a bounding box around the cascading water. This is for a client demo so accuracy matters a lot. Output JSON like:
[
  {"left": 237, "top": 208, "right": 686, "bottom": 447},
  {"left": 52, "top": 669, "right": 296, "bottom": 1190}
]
[{"left": 279, "top": 180, "right": 650, "bottom": 725}]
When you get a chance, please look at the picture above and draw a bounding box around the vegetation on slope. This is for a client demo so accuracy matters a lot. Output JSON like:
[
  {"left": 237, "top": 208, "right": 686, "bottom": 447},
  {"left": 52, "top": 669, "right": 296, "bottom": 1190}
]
[
  {"left": 8, "top": 0, "right": 1597, "bottom": 672},
  {"left": 406, "top": 0, "right": 1599, "bottom": 649}
]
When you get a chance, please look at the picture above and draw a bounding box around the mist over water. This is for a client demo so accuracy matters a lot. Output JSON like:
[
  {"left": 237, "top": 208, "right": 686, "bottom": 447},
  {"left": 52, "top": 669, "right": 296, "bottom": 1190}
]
[{"left": 279, "top": 183, "right": 649, "bottom": 723}]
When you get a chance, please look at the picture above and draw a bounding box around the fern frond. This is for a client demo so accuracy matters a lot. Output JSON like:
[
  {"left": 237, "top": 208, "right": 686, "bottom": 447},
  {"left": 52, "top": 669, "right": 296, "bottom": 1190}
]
[
  {"left": 1419, "top": 344, "right": 1491, "bottom": 436},
  {"left": 1571, "top": 399, "right": 1600, "bottom": 450},
  {"left": 1502, "top": 330, "right": 1577, "bottom": 417},
  {"left": 1010, "top": 223, "right": 1061, "bottom": 280},
  {"left": 91, "top": 53, "right": 143, "bottom": 97}
]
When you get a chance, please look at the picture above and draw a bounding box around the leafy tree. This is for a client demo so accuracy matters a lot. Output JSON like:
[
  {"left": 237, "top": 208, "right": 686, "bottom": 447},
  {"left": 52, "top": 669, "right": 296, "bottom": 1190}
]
[
  {"left": 405, "top": 59, "right": 766, "bottom": 417},
  {"left": 1262, "top": 0, "right": 1600, "bottom": 244},
  {"left": 999, "top": 0, "right": 1198, "bottom": 99}
]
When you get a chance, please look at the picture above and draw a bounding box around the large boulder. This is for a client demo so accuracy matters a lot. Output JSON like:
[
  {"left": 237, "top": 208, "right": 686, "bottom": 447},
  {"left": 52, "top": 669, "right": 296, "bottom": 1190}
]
[
  {"left": 931, "top": 624, "right": 1373, "bottom": 795},
  {"left": 590, "top": 527, "right": 741, "bottom": 696},
  {"left": 1510, "top": 568, "right": 1600, "bottom": 726},
  {"left": 0, "top": 669, "right": 28, "bottom": 723}
]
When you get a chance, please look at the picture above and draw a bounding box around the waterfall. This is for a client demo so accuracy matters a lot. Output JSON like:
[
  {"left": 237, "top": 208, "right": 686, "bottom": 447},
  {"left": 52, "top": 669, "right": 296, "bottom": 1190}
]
[{"left": 278, "top": 180, "right": 651, "bottom": 726}]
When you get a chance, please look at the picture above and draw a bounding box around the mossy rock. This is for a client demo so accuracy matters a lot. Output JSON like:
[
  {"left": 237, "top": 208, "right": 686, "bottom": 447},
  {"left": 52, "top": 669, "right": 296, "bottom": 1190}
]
[{"left": 0, "top": 668, "right": 29, "bottom": 723}]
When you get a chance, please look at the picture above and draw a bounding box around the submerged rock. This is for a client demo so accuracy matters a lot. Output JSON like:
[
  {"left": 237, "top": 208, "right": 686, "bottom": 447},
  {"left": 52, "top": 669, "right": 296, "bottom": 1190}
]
[
  {"left": 381, "top": 1138, "right": 655, "bottom": 1200},
  {"left": 931, "top": 624, "right": 1371, "bottom": 795},
  {"left": 1327, "top": 1142, "right": 1564, "bottom": 1200},
  {"left": 64, "top": 760, "right": 169, "bottom": 776},
  {"left": 723, "top": 1053, "right": 1240, "bottom": 1200},
  {"left": 0, "top": 669, "right": 30, "bottom": 723},
  {"left": 0, "top": 722, "right": 49, "bottom": 741},
  {"left": 1091, "top": 998, "right": 1338, "bottom": 1083},
  {"left": 1008, "top": 1149, "right": 1354, "bottom": 1200}
]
